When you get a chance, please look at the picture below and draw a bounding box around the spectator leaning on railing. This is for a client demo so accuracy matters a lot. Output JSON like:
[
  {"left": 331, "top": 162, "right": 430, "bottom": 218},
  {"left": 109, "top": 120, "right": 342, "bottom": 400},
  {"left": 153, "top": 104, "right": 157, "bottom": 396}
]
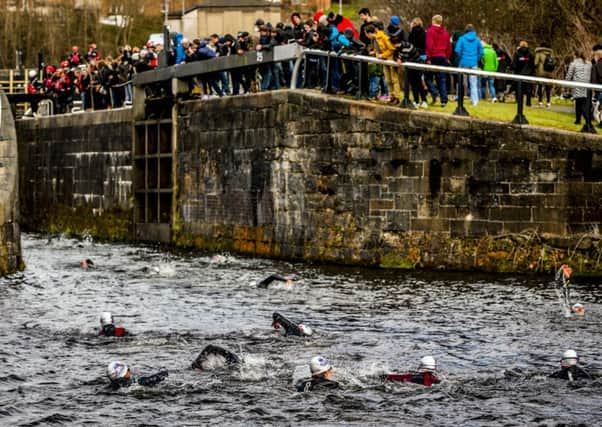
[{"left": 25, "top": 8, "right": 602, "bottom": 125}]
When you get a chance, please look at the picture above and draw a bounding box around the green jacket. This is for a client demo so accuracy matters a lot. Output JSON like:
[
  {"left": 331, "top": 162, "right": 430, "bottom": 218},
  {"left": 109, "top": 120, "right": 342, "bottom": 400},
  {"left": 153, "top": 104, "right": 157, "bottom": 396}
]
[{"left": 481, "top": 44, "right": 498, "bottom": 72}]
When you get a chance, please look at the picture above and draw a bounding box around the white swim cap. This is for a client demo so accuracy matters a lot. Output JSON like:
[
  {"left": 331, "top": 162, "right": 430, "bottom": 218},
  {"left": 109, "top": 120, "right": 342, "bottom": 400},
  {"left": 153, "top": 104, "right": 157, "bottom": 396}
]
[
  {"left": 100, "top": 312, "right": 114, "bottom": 327},
  {"left": 298, "top": 324, "right": 313, "bottom": 336},
  {"left": 310, "top": 356, "right": 332, "bottom": 376},
  {"left": 561, "top": 349, "right": 578, "bottom": 367},
  {"left": 107, "top": 361, "right": 129, "bottom": 380},
  {"left": 419, "top": 356, "right": 437, "bottom": 372},
  {"left": 572, "top": 303, "right": 585, "bottom": 315}
]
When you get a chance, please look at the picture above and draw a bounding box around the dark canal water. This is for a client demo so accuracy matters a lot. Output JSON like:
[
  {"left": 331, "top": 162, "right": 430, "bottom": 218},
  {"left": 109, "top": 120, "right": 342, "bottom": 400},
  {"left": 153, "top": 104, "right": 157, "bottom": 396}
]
[{"left": 1, "top": 233, "right": 601, "bottom": 426}]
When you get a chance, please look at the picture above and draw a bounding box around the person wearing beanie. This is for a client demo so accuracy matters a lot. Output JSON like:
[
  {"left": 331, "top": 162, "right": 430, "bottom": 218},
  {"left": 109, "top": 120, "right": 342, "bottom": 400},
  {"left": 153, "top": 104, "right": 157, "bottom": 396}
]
[
  {"left": 386, "top": 15, "right": 406, "bottom": 45},
  {"left": 313, "top": 10, "right": 324, "bottom": 24}
]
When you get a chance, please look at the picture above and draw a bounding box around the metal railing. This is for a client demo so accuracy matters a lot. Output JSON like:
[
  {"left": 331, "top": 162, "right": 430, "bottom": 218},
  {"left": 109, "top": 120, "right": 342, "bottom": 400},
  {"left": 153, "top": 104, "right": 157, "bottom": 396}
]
[
  {"left": 291, "top": 49, "right": 602, "bottom": 133},
  {"left": 0, "top": 69, "right": 36, "bottom": 94}
]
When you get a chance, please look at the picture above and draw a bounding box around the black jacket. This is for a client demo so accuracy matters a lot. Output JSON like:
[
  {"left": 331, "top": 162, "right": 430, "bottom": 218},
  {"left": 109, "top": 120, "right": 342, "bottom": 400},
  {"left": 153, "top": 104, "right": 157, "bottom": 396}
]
[
  {"left": 295, "top": 376, "right": 340, "bottom": 392},
  {"left": 591, "top": 58, "right": 602, "bottom": 84},
  {"left": 512, "top": 47, "right": 535, "bottom": 75},
  {"left": 394, "top": 41, "right": 421, "bottom": 63},
  {"left": 408, "top": 26, "right": 426, "bottom": 55}
]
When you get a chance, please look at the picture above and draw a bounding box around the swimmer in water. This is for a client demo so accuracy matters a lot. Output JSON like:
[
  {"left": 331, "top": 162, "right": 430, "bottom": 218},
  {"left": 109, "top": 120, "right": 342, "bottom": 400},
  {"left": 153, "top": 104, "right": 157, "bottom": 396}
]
[
  {"left": 549, "top": 350, "right": 592, "bottom": 381},
  {"left": 572, "top": 303, "right": 585, "bottom": 316},
  {"left": 384, "top": 356, "right": 440, "bottom": 387},
  {"left": 192, "top": 345, "right": 241, "bottom": 371},
  {"left": 256, "top": 274, "right": 293, "bottom": 289},
  {"left": 272, "top": 312, "right": 313, "bottom": 337},
  {"left": 295, "top": 356, "right": 340, "bottom": 392},
  {"left": 106, "top": 361, "right": 168, "bottom": 390},
  {"left": 80, "top": 258, "right": 94, "bottom": 269},
  {"left": 99, "top": 312, "right": 127, "bottom": 337}
]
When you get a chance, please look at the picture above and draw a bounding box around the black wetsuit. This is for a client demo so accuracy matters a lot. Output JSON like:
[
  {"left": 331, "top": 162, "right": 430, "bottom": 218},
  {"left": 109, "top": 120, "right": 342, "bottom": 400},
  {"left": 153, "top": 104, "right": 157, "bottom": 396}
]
[
  {"left": 295, "top": 376, "right": 340, "bottom": 392},
  {"left": 99, "top": 324, "right": 126, "bottom": 337},
  {"left": 272, "top": 312, "right": 305, "bottom": 336},
  {"left": 549, "top": 366, "right": 592, "bottom": 381},
  {"left": 257, "top": 274, "right": 289, "bottom": 288},
  {"left": 109, "top": 369, "right": 168, "bottom": 390},
  {"left": 385, "top": 372, "right": 439, "bottom": 387},
  {"left": 192, "top": 344, "right": 240, "bottom": 370}
]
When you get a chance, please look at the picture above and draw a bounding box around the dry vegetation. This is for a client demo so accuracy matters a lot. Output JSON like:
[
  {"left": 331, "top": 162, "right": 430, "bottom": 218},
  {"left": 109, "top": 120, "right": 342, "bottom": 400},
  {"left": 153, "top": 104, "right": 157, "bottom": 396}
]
[
  {"left": 0, "top": 0, "right": 161, "bottom": 68},
  {"left": 376, "top": 0, "right": 602, "bottom": 70}
]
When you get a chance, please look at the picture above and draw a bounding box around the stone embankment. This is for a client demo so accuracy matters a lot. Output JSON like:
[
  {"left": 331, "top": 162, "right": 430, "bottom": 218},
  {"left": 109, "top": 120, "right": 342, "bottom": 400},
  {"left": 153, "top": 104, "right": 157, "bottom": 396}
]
[
  {"left": 15, "top": 90, "right": 602, "bottom": 274},
  {"left": 0, "top": 91, "right": 22, "bottom": 275}
]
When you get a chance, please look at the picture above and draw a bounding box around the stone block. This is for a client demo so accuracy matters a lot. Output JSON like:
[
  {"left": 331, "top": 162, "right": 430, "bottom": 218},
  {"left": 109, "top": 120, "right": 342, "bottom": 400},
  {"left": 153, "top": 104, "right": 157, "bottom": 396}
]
[
  {"left": 496, "top": 159, "right": 531, "bottom": 181},
  {"left": 532, "top": 207, "right": 567, "bottom": 222},
  {"left": 450, "top": 219, "right": 502, "bottom": 236},
  {"left": 411, "top": 218, "right": 450, "bottom": 232},
  {"left": 369, "top": 199, "right": 394, "bottom": 211},
  {"left": 489, "top": 207, "right": 532, "bottom": 222},
  {"left": 386, "top": 210, "right": 411, "bottom": 231},
  {"left": 395, "top": 194, "right": 417, "bottom": 210},
  {"left": 583, "top": 208, "right": 602, "bottom": 223},
  {"left": 404, "top": 161, "right": 425, "bottom": 177},
  {"left": 536, "top": 183, "right": 555, "bottom": 194},
  {"left": 442, "top": 177, "right": 466, "bottom": 193},
  {"left": 438, "top": 206, "right": 458, "bottom": 219},
  {"left": 472, "top": 160, "right": 496, "bottom": 181},
  {"left": 509, "top": 183, "right": 536, "bottom": 194}
]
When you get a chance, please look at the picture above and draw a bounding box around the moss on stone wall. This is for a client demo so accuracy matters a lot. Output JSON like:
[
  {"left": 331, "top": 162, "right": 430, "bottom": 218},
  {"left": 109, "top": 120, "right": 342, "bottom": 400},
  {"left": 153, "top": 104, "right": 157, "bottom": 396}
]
[
  {"left": 28, "top": 204, "right": 133, "bottom": 241},
  {"left": 379, "top": 232, "right": 602, "bottom": 275}
]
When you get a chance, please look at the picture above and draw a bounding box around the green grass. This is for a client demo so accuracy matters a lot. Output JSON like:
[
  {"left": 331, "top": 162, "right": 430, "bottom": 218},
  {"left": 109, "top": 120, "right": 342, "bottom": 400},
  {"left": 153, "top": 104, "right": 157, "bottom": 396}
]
[
  {"left": 436, "top": 98, "right": 580, "bottom": 132},
  {"left": 363, "top": 94, "right": 584, "bottom": 132}
]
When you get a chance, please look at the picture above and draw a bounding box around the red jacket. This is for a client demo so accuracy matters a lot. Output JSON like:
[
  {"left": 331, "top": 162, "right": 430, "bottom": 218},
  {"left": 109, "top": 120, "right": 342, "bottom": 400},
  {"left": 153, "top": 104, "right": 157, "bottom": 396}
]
[
  {"left": 336, "top": 16, "right": 359, "bottom": 40},
  {"left": 425, "top": 25, "right": 451, "bottom": 60}
]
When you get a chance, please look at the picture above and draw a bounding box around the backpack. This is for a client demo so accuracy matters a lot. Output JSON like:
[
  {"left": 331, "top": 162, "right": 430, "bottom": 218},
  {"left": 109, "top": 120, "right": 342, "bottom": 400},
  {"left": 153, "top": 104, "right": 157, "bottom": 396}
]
[{"left": 543, "top": 53, "right": 556, "bottom": 72}]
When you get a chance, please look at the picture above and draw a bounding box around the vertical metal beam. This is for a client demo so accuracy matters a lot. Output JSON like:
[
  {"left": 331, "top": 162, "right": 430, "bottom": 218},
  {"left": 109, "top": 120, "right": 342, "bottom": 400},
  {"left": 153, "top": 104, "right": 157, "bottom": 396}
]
[
  {"left": 581, "top": 89, "right": 597, "bottom": 133},
  {"left": 512, "top": 81, "right": 528, "bottom": 124},
  {"left": 454, "top": 73, "right": 469, "bottom": 116}
]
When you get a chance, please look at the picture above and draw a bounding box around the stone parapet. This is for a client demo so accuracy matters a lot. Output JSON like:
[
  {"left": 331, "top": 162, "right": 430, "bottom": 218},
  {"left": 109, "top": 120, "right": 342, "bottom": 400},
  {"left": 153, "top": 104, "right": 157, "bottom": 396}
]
[
  {"left": 0, "top": 91, "right": 22, "bottom": 275},
  {"left": 175, "top": 90, "right": 602, "bottom": 273}
]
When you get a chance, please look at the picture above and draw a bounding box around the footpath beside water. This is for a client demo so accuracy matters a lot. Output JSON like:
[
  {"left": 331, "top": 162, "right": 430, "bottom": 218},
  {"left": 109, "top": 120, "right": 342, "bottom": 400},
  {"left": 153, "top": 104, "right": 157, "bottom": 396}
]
[
  {"left": 0, "top": 90, "right": 22, "bottom": 275},
  {"left": 14, "top": 90, "right": 602, "bottom": 274}
]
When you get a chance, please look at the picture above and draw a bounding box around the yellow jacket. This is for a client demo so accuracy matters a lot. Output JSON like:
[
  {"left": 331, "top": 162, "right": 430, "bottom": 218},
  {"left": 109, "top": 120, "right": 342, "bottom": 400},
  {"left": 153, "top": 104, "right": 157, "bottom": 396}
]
[{"left": 374, "top": 30, "right": 396, "bottom": 60}]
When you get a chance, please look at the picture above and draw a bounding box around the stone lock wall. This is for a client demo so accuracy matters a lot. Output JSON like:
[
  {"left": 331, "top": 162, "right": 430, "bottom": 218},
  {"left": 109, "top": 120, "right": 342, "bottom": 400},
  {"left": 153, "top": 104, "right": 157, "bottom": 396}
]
[
  {"left": 13, "top": 90, "right": 602, "bottom": 273},
  {"left": 16, "top": 109, "right": 134, "bottom": 240},
  {"left": 0, "top": 91, "right": 22, "bottom": 275},
  {"left": 175, "top": 91, "right": 602, "bottom": 273}
]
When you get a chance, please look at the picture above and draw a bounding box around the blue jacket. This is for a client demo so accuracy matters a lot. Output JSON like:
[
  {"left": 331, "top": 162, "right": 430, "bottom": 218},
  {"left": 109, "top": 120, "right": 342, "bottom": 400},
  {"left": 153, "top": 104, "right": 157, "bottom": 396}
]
[
  {"left": 454, "top": 31, "right": 483, "bottom": 68},
  {"left": 329, "top": 26, "right": 350, "bottom": 51},
  {"left": 174, "top": 32, "right": 186, "bottom": 65},
  {"left": 194, "top": 42, "right": 216, "bottom": 61}
]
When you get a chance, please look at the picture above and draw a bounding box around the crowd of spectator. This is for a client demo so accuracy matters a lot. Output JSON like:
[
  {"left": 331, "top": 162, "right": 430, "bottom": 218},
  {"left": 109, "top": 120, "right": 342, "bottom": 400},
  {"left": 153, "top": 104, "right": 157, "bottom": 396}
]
[
  {"left": 25, "top": 8, "right": 602, "bottom": 128},
  {"left": 26, "top": 42, "right": 161, "bottom": 114}
]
